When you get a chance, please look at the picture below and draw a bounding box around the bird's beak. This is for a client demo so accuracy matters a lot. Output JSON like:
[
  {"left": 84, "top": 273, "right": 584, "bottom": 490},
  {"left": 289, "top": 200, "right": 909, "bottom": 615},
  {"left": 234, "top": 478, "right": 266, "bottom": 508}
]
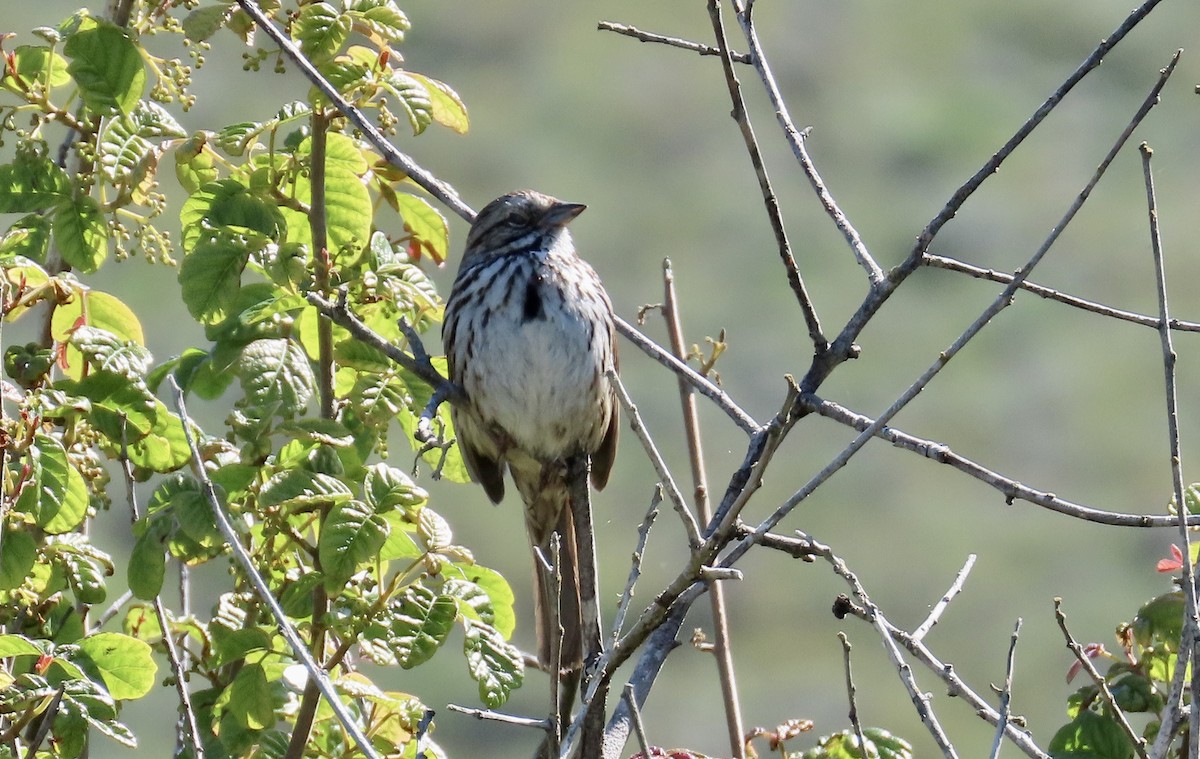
[{"left": 543, "top": 201, "right": 587, "bottom": 228}]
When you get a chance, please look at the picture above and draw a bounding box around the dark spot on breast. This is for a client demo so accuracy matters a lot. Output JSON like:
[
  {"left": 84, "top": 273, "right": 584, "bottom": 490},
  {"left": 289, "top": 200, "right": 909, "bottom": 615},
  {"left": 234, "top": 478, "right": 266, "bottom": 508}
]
[{"left": 522, "top": 275, "right": 544, "bottom": 322}]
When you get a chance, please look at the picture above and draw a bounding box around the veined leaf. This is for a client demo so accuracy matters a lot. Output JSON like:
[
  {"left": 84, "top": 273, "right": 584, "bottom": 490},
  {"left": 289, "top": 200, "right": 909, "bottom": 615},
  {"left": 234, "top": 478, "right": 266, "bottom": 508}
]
[
  {"left": 409, "top": 72, "right": 468, "bottom": 134},
  {"left": 182, "top": 3, "right": 235, "bottom": 43},
  {"left": 51, "top": 289, "right": 144, "bottom": 381},
  {"left": 462, "top": 618, "right": 523, "bottom": 708},
  {"left": 46, "top": 533, "right": 113, "bottom": 605},
  {"left": 76, "top": 632, "right": 158, "bottom": 700},
  {"left": 63, "top": 19, "right": 146, "bottom": 116},
  {"left": 390, "top": 586, "right": 455, "bottom": 668},
  {"left": 53, "top": 193, "right": 107, "bottom": 273},
  {"left": 98, "top": 101, "right": 185, "bottom": 185},
  {"left": 1, "top": 45, "right": 71, "bottom": 94},
  {"left": 381, "top": 69, "right": 432, "bottom": 135},
  {"left": 180, "top": 179, "right": 286, "bottom": 252},
  {"left": 0, "top": 152, "right": 70, "bottom": 212},
  {"left": 319, "top": 499, "right": 388, "bottom": 586},
  {"left": 347, "top": 0, "right": 410, "bottom": 44},
  {"left": 391, "top": 193, "right": 449, "bottom": 265},
  {"left": 295, "top": 3, "right": 351, "bottom": 65},
  {"left": 16, "top": 434, "right": 89, "bottom": 534},
  {"left": 179, "top": 230, "right": 252, "bottom": 324},
  {"left": 236, "top": 337, "right": 315, "bottom": 415},
  {"left": 259, "top": 469, "right": 353, "bottom": 510}
]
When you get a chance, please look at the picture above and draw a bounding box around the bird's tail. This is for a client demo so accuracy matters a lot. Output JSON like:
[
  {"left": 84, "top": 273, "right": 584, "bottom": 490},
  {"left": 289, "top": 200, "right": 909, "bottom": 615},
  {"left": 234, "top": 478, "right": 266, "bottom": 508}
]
[{"left": 524, "top": 478, "right": 584, "bottom": 674}]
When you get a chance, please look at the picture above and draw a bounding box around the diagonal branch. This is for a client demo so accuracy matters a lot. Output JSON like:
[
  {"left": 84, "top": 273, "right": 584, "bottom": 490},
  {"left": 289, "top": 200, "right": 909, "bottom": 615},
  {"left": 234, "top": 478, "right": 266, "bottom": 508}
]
[
  {"left": 728, "top": 0, "right": 883, "bottom": 286},
  {"left": 706, "top": 0, "right": 827, "bottom": 353},
  {"left": 597, "top": 21, "right": 751, "bottom": 63}
]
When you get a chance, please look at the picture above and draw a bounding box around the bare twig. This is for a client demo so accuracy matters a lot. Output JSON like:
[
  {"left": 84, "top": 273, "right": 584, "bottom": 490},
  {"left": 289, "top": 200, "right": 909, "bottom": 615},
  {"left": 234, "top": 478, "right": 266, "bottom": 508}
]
[
  {"left": 913, "top": 555, "right": 977, "bottom": 642},
  {"left": 802, "top": 394, "right": 1200, "bottom": 527},
  {"left": 615, "top": 317, "right": 760, "bottom": 435},
  {"left": 923, "top": 254, "right": 1200, "bottom": 333},
  {"left": 803, "top": 0, "right": 1170, "bottom": 391},
  {"left": 988, "top": 619, "right": 1022, "bottom": 759},
  {"left": 1054, "top": 600, "right": 1147, "bottom": 759},
  {"left": 727, "top": 0, "right": 883, "bottom": 286},
  {"left": 607, "top": 370, "right": 703, "bottom": 550},
  {"left": 662, "top": 259, "right": 745, "bottom": 759},
  {"left": 1140, "top": 140, "right": 1200, "bottom": 759},
  {"left": 706, "top": 0, "right": 827, "bottom": 352},
  {"left": 837, "top": 633, "right": 868, "bottom": 756},
  {"left": 169, "top": 378, "right": 384, "bottom": 759},
  {"left": 623, "top": 683, "right": 652, "bottom": 758},
  {"left": 801, "top": 534, "right": 959, "bottom": 758},
  {"left": 598, "top": 21, "right": 751, "bottom": 63},
  {"left": 755, "top": 54, "right": 1180, "bottom": 541},
  {"left": 612, "top": 486, "right": 663, "bottom": 638},
  {"left": 446, "top": 704, "right": 552, "bottom": 731},
  {"left": 233, "top": 0, "right": 473, "bottom": 222}
]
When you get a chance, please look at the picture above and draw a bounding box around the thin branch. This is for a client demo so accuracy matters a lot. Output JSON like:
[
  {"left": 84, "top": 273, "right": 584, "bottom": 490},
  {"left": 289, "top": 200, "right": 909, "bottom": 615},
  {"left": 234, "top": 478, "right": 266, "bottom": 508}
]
[
  {"left": 598, "top": 21, "right": 751, "bottom": 63},
  {"left": 1140, "top": 140, "right": 1200, "bottom": 759},
  {"left": 623, "top": 683, "right": 652, "bottom": 759},
  {"left": 727, "top": 0, "right": 883, "bottom": 286},
  {"left": 801, "top": 534, "right": 960, "bottom": 758},
  {"left": 923, "top": 254, "right": 1200, "bottom": 333},
  {"left": 913, "top": 555, "right": 977, "bottom": 642},
  {"left": 615, "top": 316, "right": 760, "bottom": 435},
  {"left": 446, "top": 704, "right": 552, "bottom": 731},
  {"left": 1054, "top": 600, "right": 1147, "bottom": 759},
  {"left": 168, "top": 379, "right": 384, "bottom": 759},
  {"left": 988, "top": 619, "right": 1022, "bottom": 759},
  {"left": 802, "top": 393, "right": 1200, "bottom": 527},
  {"left": 608, "top": 370, "right": 703, "bottom": 550},
  {"left": 803, "top": 0, "right": 1169, "bottom": 391},
  {"left": 662, "top": 259, "right": 744, "bottom": 759},
  {"left": 706, "top": 0, "right": 827, "bottom": 352},
  {"left": 233, "top": 0, "right": 473, "bottom": 222},
  {"left": 837, "top": 633, "right": 868, "bottom": 756},
  {"left": 755, "top": 54, "right": 1180, "bottom": 541},
  {"left": 612, "top": 486, "right": 663, "bottom": 639},
  {"left": 307, "top": 291, "right": 455, "bottom": 395}
]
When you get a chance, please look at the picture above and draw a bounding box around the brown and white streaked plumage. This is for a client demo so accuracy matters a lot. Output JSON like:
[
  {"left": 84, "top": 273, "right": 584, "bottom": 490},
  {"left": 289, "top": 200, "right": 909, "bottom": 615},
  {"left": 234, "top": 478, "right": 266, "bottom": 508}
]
[{"left": 442, "top": 190, "right": 618, "bottom": 680}]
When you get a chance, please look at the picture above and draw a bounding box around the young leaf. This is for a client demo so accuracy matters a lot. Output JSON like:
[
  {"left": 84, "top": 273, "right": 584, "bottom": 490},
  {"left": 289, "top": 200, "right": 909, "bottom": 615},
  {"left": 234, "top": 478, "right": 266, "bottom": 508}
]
[
  {"left": 295, "top": 3, "right": 352, "bottom": 65},
  {"left": 179, "top": 231, "right": 253, "bottom": 324},
  {"left": 51, "top": 289, "right": 145, "bottom": 381},
  {"left": 391, "top": 193, "right": 449, "bottom": 265},
  {"left": 1047, "top": 710, "right": 1133, "bottom": 759},
  {"left": 363, "top": 462, "right": 428, "bottom": 511},
  {"left": 46, "top": 533, "right": 113, "bottom": 605},
  {"left": 408, "top": 72, "right": 468, "bottom": 135},
  {"left": 1, "top": 45, "right": 71, "bottom": 94}
]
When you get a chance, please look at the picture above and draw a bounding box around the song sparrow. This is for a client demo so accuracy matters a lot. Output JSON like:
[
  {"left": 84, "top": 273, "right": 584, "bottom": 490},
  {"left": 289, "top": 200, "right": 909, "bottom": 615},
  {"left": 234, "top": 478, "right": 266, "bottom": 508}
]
[{"left": 442, "top": 190, "right": 619, "bottom": 678}]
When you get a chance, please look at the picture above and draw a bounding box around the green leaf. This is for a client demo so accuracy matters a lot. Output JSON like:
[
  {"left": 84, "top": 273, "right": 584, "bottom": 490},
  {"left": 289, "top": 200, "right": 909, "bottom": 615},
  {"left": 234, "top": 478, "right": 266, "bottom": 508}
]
[
  {"left": 0, "top": 530, "right": 36, "bottom": 590},
  {"left": 179, "top": 230, "right": 252, "bottom": 323},
  {"left": 237, "top": 338, "right": 315, "bottom": 415},
  {"left": 98, "top": 101, "right": 184, "bottom": 184},
  {"left": 363, "top": 463, "right": 428, "bottom": 511},
  {"left": 180, "top": 179, "right": 286, "bottom": 251},
  {"left": 347, "top": 0, "right": 410, "bottom": 43},
  {"left": 17, "top": 434, "right": 89, "bottom": 533},
  {"left": 182, "top": 3, "right": 235, "bottom": 42},
  {"left": 447, "top": 564, "right": 516, "bottom": 639},
  {"left": 391, "top": 586, "right": 456, "bottom": 668},
  {"left": 77, "top": 632, "right": 158, "bottom": 700},
  {"left": 295, "top": 3, "right": 352, "bottom": 65},
  {"left": 1048, "top": 710, "right": 1134, "bottom": 759},
  {"left": 51, "top": 289, "right": 145, "bottom": 381},
  {"left": 46, "top": 533, "right": 113, "bottom": 605},
  {"left": 381, "top": 70, "right": 432, "bottom": 135},
  {"left": 125, "top": 400, "right": 192, "bottom": 473},
  {"left": 0, "top": 153, "right": 69, "bottom": 212},
  {"left": 1133, "top": 592, "right": 1184, "bottom": 652},
  {"left": 0, "top": 214, "right": 52, "bottom": 261},
  {"left": 379, "top": 510, "right": 420, "bottom": 561},
  {"left": 392, "top": 193, "right": 449, "bottom": 265},
  {"left": 128, "top": 520, "right": 168, "bottom": 600},
  {"left": 0, "top": 634, "right": 45, "bottom": 658},
  {"left": 319, "top": 499, "right": 388, "bottom": 586},
  {"left": 61, "top": 370, "right": 158, "bottom": 442},
  {"left": 291, "top": 132, "right": 371, "bottom": 256},
  {"left": 409, "top": 72, "right": 468, "bottom": 134},
  {"left": 462, "top": 618, "right": 523, "bottom": 707},
  {"left": 53, "top": 193, "right": 108, "bottom": 273},
  {"left": 280, "top": 573, "right": 326, "bottom": 617},
  {"left": 259, "top": 469, "right": 353, "bottom": 510},
  {"left": 223, "top": 663, "right": 275, "bottom": 730},
  {"left": 69, "top": 326, "right": 153, "bottom": 379},
  {"left": 63, "top": 19, "right": 146, "bottom": 116},
  {"left": 1, "top": 45, "right": 71, "bottom": 94}
]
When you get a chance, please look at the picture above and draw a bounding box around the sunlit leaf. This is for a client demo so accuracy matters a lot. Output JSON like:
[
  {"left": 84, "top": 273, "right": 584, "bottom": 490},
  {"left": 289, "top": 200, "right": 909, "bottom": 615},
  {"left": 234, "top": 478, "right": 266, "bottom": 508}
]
[
  {"left": 63, "top": 19, "right": 146, "bottom": 116},
  {"left": 462, "top": 618, "right": 523, "bottom": 708}
]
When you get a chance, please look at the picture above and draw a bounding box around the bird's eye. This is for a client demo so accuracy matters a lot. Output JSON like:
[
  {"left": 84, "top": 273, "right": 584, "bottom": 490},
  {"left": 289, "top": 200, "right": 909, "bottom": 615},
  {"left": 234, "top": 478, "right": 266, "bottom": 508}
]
[{"left": 501, "top": 214, "right": 526, "bottom": 229}]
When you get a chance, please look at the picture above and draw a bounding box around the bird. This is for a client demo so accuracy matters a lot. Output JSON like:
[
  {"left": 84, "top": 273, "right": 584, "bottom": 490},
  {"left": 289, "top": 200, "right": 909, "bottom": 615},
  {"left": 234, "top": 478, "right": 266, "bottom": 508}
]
[{"left": 442, "top": 189, "right": 619, "bottom": 705}]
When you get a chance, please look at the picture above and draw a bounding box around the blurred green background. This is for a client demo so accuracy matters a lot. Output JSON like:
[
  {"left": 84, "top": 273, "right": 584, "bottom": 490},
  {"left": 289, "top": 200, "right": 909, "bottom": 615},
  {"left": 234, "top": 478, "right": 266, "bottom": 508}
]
[{"left": 8, "top": 1, "right": 1200, "bottom": 757}]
